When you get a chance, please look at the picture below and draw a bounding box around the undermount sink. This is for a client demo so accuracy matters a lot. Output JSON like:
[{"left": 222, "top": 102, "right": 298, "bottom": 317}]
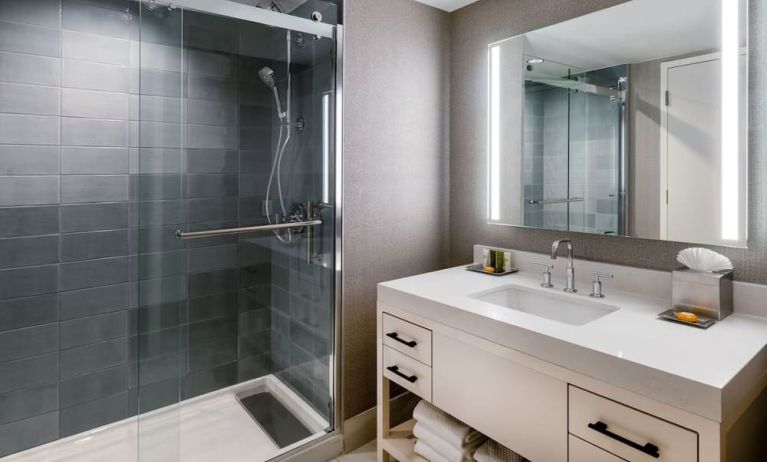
[{"left": 470, "top": 285, "right": 619, "bottom": 326}]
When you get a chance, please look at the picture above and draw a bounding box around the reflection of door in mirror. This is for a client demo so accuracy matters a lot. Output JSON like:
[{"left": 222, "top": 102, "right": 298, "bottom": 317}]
[{"left": 660, "top": 52, "right": 747, "bottom": 247}]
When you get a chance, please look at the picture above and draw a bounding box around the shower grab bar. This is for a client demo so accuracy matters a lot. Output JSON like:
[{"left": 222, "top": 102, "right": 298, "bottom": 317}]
[
  {"left": 175, "top": 220, "right": 322, "bottom": 240},
  {"left": 527, "top": 197, "right": 585, "bottom": 205}
]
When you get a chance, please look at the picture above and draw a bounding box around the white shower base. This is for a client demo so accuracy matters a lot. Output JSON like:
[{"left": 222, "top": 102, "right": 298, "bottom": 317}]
[{"left": 2, "top": 375, "right": 328, "bottom": 462}]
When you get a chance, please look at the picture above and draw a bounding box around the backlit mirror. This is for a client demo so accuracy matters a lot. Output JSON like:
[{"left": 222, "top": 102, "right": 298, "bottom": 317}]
[{"left": 487, "top": 0, "right": 749, "bottom": 247}]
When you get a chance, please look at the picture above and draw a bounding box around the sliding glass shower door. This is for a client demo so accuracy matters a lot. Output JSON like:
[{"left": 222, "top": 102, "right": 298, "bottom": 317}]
[{"left": 135, "top": 2, "right": 338, "bottom": 461}]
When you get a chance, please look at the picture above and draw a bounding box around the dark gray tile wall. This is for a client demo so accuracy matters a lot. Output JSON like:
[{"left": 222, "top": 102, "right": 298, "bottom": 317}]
[{"left": 0, "top": 0, "right": 335, "bottom": 456}]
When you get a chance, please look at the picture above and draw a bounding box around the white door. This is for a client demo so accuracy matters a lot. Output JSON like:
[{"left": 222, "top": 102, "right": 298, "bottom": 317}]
[{"left": 662, "top": 54, "right": 747, "bottom": 246}]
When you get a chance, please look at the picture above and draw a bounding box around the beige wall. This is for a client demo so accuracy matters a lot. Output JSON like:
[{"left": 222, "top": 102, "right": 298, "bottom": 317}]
[
  {"left": 342, "top": 0, "right": 451, "bottom": 419},
  {"left": 449, "top": 0, "right": 767, "bottom": 283}
]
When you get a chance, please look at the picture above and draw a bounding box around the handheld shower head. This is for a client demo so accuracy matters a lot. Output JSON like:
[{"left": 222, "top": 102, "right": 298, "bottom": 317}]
[{"left": 259, "top": 67, "right": 276, "bottom": 89}]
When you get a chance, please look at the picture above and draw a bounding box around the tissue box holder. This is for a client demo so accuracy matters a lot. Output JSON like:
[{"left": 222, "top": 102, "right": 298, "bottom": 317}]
[{"left": 672, "top": 268, "right": 733, "bottom": 321}]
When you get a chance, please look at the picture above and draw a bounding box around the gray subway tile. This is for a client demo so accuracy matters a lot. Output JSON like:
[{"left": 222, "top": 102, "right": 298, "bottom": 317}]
[
  {"left": 59, "top": 365, "right": 129, "bottom": 409},
  {"left": 0, "top": 323, "right": 58, "bottom": 363},
  {"left": 0, "top": 382, "right": 58, "bottom": 426},
  {"left": 138, "top": 200, "right": 187, "bottom": 226},
  {"left": 189, "top": 198, "right": 237, "bottom": 223},
  {"left": 0, "top": 265, "right": 58, "bottom": 300},
  {"left": 61, "top": 175, "right": 129, "bottom": 203},
  {"left": 60, "top": 311, "right": 128, "bottom": 349},
  {"left": 60, "top": 229, "right": 129, "bottom": 262},
  {"left": 0, "top": 146, "right": 59, "bottom": 175},
  {"left": 138, "top": 275, "right": 187, "bottom": 306},
  {"left": 0, "top": 0, "right": 60, "bottom": 28},
  {"left": 187, "top": 99, "right": 237, "bottom": 126},
  {"left": 61, "top": 118, "right": 129, "bottom": 147},
  {"left": 187, "top": 124, "right": 237, "bottom": 150},
  {"left": 139, "top": 68, "right": 183, "bottom": 98},
  {"left": 138, "top": 121, "right": 183, "bottom": 149},
  {"left": 187, "top": 174, "right": 238, "bottom": 198},
  {"left": 62, "top": 147, "right": 130, "bottom": 174},
  {"left": 60, "top": 203, "right": 128, "bottom": 232},
  {"left": 62, "top": 29, "right": 130, "bottom": 65},
  {"left": 136, "top": 250, "right": 186, "bottom": 280},
  {"left": 140, "top": 42, "right": 183, "bottom": 72},
  {"left": 187, "top": 150, "right": 238, "bottom": 174},
  {"left": 0, "top": 20, "right": 60, "bottom": 57},
  {"left": 0, "top": 83, "right": 60, "bottom": 116},
  {"left": 0, "top": 235, "right": 59, "bottom": 269},
  {"left": 187, "top": 74, "right": 235, "bottom": 102},
  {"left": 62, "top": 59, "right": 129, "bottom": 92},
  {"left": 0, "top": 177, "right": 59, "bottom": 206},
  {"left": 137, "top": 95, "right": 182, "bottom": 123},
  {"left": 60, "top": 283, "right": 130, "bottom": 320},
  {"left": 60, "top": 256, "right": 129, "bottom": 291},
  {"left": 137, "top": 174, "right": 182, "bottom": 200},
  {"left": 60, "top": 338, "right": 129, "bottom": 380},
  {"left": 0, "top": 353, "right": 57, "bottom": 394},
  {"left": 0, "top": 294, "right": 58, "bottom": 331},
  {"left": 138, "top": 148, "right": 183, "bottom": 174},
  {"left": 62, "top": 0, "right": 135, "bottom": 39},
  {"left": 0, "top": 114, "right": 59, "bottom": 145},
  {"left": 188, "top": 269, "right": 238, "bottom": 298},
  {"left": 0, "top": 51, "right": 59, "bottom": 86},
  {"left": 0, "top": 411, "right": 58, "bottom": 457},
  {"left": 187, "top": 50, "right": 235, "bottom": 79},
  {"left": 188, "top": 244, "right": 237, "bottom": 273},
  {"left": 61, "top": 88, "right": 130, "bottom": 120}
]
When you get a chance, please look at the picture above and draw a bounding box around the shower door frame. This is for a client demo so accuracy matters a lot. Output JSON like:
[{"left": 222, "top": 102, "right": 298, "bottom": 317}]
[{"left": 137, "top": 2, "right": 345, "bottom": 460}]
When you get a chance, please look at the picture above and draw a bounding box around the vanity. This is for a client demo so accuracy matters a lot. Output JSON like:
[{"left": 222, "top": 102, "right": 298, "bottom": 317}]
[{"left": 375, "top": 248, "right": 767, "bottom": 462}]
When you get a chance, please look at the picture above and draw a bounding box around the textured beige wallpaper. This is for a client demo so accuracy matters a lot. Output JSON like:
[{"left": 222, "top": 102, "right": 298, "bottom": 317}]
[
  {"left": 449, "top": 0, "right": 767, "bottom": 284},
  {"left": 342, "top": 0, "right": 451, "bottom": 419}
]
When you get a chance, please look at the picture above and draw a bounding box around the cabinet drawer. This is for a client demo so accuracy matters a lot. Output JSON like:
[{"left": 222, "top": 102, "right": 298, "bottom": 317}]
[
  {"left": 382, "top": 313, "right": 432, "bottom": 365},
  {"left": 569, "top": 435, "right": 626, "bottom": 461},
  {"left": 383, "top": 346, "right": 432, "bottom": 400},
  {"left": 569, "top": 386, "right": 697, "bottom": 461}
]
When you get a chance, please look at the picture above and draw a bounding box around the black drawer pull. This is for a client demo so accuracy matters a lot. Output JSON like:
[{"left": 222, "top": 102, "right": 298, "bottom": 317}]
[
  {"left": 587, "top": 421, "right": 660, "bottom": 458},
  {"left": 386, "top": 332, "right": 417, "bottom": 348},
  {"left": 386, "top": 365, "right": 417, "bottom": 383}
]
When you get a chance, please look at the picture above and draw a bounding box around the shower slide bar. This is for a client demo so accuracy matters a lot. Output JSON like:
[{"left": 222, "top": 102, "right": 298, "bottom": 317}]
[
  {"left": 527, "top": 197, "right": 585, "bottom": 205},
  {"left": 175, "top": 220, "right": 322, "bottom": 240}
]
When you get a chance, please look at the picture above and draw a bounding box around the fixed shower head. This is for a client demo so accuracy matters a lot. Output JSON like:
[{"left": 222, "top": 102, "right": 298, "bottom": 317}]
[{"left": 259, "top": 67, "right": 276, "bottom": 89}]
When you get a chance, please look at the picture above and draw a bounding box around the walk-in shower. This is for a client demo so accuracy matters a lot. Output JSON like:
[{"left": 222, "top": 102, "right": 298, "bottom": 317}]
[
  {"left": 522, "top": 63, "right": 627, "bottom": 235},
  {"left": 0, "top": 0, "right": 341, "bottom": 460}
]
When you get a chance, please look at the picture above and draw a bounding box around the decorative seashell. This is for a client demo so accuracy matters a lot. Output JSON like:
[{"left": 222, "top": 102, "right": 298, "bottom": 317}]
[{"left": 676, "top": 247, "right": 733, "bottom": 272}]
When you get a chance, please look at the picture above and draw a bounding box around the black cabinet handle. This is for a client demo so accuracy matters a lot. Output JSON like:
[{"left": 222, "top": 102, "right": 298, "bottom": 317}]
[
  {"left": 587, "top": 421, "right": 660, "bottom": 458},
  {"left": 386, "top": 365, "right": 417, "bottom": 383},
  {"left": 386, "top": 332, "right": 417, "bottom": 348}
]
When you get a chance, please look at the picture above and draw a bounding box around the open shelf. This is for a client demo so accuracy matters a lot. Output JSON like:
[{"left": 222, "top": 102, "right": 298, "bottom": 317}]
[{"left": 380, "top": 419, "right": 428, "bottom": 462}]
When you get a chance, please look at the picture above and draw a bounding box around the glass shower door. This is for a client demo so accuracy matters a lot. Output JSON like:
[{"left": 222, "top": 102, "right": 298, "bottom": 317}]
[{"left": 135, "top": 2, "right": 337, "bottom": 461}]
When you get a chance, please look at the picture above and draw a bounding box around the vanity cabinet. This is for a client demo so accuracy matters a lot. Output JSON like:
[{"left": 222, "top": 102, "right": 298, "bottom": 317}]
[
  {"left": 376, "top": 302, "right": 765, "bottom": 462},
  {"left": 432, "top": 332, "right": 567, "bottom": 461}
]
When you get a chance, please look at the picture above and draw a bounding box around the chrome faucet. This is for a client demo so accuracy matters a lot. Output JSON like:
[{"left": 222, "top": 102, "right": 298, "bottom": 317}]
[{"left": 551, "top": 239, "right": 576, "bottom": 293}]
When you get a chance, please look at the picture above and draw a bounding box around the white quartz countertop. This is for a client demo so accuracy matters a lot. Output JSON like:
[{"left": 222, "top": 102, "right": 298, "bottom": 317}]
[{"left": 378, "top": 265, "right": 767, "bottom": 423}]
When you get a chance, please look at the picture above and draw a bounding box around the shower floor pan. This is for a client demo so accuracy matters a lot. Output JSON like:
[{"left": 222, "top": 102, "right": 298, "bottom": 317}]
[{"left": 2, "top": 375, "right": 328, "bottom": 462}]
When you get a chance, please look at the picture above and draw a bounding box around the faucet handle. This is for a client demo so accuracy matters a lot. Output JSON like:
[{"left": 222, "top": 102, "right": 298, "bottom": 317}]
[
  {"left": 534, "top": 262, "right": 554, "bottom": 288},
  {"left": 590, "top": 271, "right": 613, "bottom": 298}
]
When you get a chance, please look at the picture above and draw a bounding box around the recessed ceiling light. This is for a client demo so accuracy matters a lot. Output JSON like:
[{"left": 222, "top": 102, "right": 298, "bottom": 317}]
[{"left": 527, "top": 58, "right": 544, "bottom": 64}]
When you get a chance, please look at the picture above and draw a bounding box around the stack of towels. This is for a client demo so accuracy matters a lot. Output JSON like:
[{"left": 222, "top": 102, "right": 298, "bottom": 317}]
[
  {"left": 412, "top": 400, "right": 486, "bottom": 462},
  {"left": 411, "top": 400, "right": 530, "bottom": 462}
]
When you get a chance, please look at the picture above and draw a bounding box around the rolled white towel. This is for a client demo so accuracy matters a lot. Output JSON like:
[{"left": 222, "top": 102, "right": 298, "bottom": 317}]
[
  {"left": 412, "top": 401, "right": 484, "bottom": 448},
  {"left": 415, "top": 439, "right": 451, "bottom": 462},
  {"left": 474, "top": 439, "right": 528, "bottom": 462},
  {"left": 413, "top": 421, "right": 486, "bottom": 462}
]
